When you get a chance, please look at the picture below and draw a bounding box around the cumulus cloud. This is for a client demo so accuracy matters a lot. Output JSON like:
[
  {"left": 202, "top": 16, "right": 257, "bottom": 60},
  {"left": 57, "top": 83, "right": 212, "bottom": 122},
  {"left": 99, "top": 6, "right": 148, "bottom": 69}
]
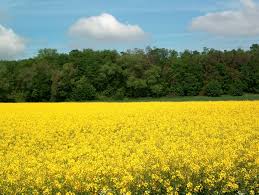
[
  {"left": 190, "top": 0, "right": 259, "bottom": 36},
  {"left": 240, "top": 0, "right": 256, "bottom": 9},
  {"left": 0, "top": 24, "right": 25, "bottom": 59},
  {"left": 69, "top": 13, "right": 146, "bottom": 42}
]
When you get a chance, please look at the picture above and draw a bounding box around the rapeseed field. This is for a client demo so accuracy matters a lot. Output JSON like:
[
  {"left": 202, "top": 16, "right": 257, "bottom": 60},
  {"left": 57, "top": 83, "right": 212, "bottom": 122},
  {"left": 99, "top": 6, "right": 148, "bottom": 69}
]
[{"left": 0, "top": 102, "right": 258, "bottom": 194}]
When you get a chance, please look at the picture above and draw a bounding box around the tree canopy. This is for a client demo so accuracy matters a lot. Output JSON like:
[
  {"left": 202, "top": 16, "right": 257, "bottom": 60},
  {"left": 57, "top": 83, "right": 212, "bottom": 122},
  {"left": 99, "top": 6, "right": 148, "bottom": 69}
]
[{"left": 0, "top": 45, "right": 258, "bottom": 102}]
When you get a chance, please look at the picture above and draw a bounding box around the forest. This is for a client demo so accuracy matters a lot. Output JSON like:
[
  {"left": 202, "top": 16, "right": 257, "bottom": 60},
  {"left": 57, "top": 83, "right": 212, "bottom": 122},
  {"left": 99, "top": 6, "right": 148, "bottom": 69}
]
[{"left": 0, "top": 44, "right": 258, "bottom": 102}]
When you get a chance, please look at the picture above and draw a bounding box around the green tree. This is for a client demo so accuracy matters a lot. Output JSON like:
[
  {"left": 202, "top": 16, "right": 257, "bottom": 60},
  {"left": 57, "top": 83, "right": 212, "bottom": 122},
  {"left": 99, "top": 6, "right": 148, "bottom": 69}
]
[
  {"left": 51, "top": 63, "right": 78, "bottom": 101},
  {"left": 205, "top": 80, "right": 223, "bottom": 97},
  {"left": 71, "top": 77, "right": 96, "bottom": 101},
  {"left": 229, "top": 80, "right": 244, "bottom": 96},
  {"left": 0, "top": 44, "right": 259, "bottom": 102},
  {"left": 0, "top": 64, "right": 9, "bottom": 101},
  {"left": 27, "top": 62, "right": 52, "bottom": 102},
  {"left": 37, "top": 48, "right": 58, "bottom": 59}
]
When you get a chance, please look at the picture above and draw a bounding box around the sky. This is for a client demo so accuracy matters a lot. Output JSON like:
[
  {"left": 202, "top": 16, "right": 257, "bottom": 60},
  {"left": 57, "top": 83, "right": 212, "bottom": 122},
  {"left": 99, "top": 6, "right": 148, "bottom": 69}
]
[{"left": 0, "top": 0, "right": 259, "bottom": 59}]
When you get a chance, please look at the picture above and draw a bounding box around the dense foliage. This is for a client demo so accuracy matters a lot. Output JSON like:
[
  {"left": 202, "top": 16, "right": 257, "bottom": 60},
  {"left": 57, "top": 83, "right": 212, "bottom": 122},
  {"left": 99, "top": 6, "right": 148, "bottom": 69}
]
[{"left": 0, "top": 44, "right": 259, "bottom": 102}]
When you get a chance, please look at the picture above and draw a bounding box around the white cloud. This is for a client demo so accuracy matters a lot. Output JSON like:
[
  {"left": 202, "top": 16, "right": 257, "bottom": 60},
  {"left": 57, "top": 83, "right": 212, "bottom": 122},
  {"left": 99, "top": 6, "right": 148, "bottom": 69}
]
[
  {"left": 190, "top": 0, "right": 259, "bottom": 36},
  {"left": 240, "top": 0, "right": 256, "bottom": 9},
  {"left": 69, "top": 13, "right": 146, "bottom": 42},
  {"left": 0, "top": 24, "right": 25, "bottom": 59}
]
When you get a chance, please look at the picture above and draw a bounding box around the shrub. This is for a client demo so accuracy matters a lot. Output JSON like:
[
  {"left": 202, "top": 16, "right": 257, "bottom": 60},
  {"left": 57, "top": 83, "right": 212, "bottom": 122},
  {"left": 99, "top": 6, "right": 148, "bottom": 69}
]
[
  {"left": 205, "top": 80, "right": 223, "bottom": 97},
  {"left": 169, "top": 84, "right": 184, "bottom": 96},
  {"left": 150, "top": 84, "right": 164, "bottom": 97},
  {"left": 71, "top": 77, "right": 96, "bottom": 101},
  {"left": 229, "top": 80, "right": 244, "bottom": 96},
  {"left": 114, "top": 88, "right": 125, "bottom": 100}
]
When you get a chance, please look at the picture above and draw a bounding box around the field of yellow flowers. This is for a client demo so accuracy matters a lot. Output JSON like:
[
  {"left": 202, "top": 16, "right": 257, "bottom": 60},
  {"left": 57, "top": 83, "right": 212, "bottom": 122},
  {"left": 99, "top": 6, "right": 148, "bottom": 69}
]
[{"left": 0, "top": 102, "right": 258, "bottom": 194}]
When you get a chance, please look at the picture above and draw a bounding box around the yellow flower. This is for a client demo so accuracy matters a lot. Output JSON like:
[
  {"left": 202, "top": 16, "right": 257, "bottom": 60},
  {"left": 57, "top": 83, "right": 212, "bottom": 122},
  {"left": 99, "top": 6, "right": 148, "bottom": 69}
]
[
  {"left": 166, "top": 186, "right": 173, "bottom": 193},
  {"left": 194, "top": 185, "right": 202, "bottom": 192},
  {"left": 0, "top": 102, "right": 257, "bottom": 194},
  {"left": 187, "top": 182, "right": 193, "bottom": 190},
  {"left": 66, "top": 192, "right": 76, "bottom": 195}
]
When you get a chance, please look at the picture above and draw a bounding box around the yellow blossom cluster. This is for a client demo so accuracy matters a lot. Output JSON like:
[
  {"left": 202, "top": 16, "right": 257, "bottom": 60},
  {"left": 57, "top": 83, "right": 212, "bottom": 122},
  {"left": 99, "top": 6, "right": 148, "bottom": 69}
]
[{"left": 0, "top": 102, "right": 258, "bottom": 194}]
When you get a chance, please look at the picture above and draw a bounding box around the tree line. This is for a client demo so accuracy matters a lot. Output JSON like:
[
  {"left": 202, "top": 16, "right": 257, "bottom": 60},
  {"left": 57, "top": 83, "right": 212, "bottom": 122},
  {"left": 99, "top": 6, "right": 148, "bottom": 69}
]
[{"left": 0, "top": 45, "right": 258, "bottom": 102}]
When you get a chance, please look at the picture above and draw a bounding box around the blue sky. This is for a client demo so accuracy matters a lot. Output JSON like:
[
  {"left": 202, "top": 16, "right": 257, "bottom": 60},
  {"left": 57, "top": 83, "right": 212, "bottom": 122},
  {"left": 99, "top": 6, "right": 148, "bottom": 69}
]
[{"left": 0, "top": 0, "right": 259, "bottom": 59}]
